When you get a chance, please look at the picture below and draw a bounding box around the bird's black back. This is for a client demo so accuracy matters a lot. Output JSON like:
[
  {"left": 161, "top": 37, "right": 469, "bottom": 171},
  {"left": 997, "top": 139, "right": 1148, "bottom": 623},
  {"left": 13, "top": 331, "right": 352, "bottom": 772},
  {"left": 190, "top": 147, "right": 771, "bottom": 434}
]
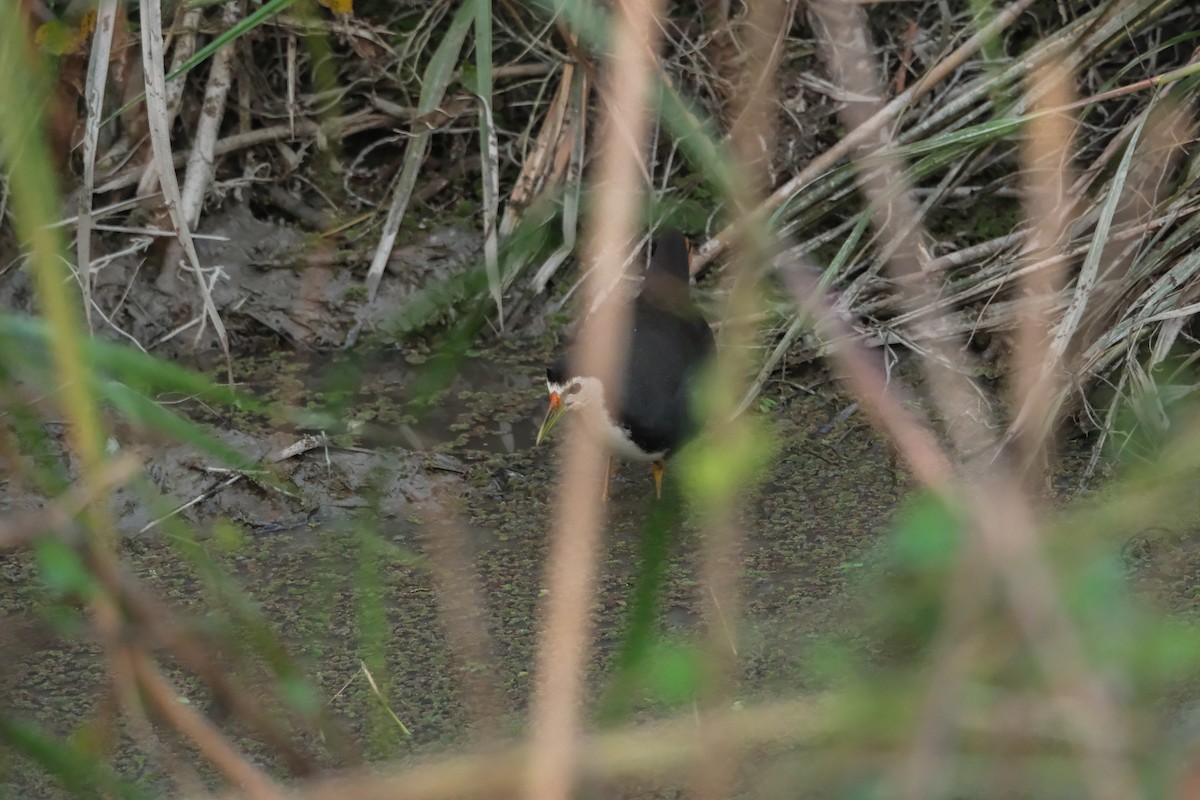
[
  {"left": 615, "top": 230, "right": 713, "bottom": 454},
  {"left": 613, "top": 292, "right": 713, "bottom": 454}
]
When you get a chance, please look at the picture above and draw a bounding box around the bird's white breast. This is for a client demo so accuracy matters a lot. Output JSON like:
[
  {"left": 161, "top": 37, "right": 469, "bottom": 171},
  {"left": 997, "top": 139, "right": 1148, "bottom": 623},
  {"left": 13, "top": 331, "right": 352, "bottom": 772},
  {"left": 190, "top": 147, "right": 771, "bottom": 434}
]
[
  {"left": 549, "top": 376, "right": 666, "bottom": 461},
  {"left": 597, "top": 418, "right": 665, "bottom": 461}
]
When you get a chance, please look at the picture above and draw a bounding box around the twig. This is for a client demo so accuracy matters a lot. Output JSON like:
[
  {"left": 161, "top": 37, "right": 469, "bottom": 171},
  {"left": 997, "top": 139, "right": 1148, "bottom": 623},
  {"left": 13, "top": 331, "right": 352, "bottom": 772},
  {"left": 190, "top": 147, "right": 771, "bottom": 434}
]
[
  {"left": 691, "top": 2, "right": 795, "bottom": 799},
  {"left": 97, "top": 111, "right": 396, "bottom": 194},
  {"left": 130, "top": 652, "right": 285, "bottom": 800},
  {"left": 178, "top": 1, "right": 240, "bottom": 229}
]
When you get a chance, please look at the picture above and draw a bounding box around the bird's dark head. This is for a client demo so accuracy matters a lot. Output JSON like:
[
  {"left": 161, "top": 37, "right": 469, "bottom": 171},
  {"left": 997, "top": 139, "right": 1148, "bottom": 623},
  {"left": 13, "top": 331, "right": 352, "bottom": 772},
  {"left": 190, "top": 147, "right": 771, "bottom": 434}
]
[
  {"left": 649, "top": 229, "right": 691, "bottom": 282},
  {"left": 546, "top": 355, "right": 571, "bottom": 386},
  {"left": 640, "top": 229, "right": 694, "bottom": 309}
]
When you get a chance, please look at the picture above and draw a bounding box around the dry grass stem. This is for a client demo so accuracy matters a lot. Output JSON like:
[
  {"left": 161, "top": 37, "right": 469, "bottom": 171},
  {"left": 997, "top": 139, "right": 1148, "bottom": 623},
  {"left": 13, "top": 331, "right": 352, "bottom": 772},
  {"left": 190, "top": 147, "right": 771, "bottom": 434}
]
[
  {"left": 77, "top": 0, "right": 120, "bottom": 333},
  {"left": 693, "top": 0, "right": 1041, "bottom": 273},
  {"left": 809, "top": 2, "right": 1141, "bottom": 798},
  {"left": 130, "top": 651, "right": 286, "bottom": 800},
  {"left": 420, "top": 493, "right": 505, "bottom": 734},
  {"left": 137, "top": 6, "right": 203, "bottom": 197},
  {"left": 692, "top": 1, "right": 792, "bottom": 798},
  {"left": 811, "top": 0, "right": 994, "bottom": 463},
  {"left": 775, "top": 259, "right": 955, "bottom": 489},
  {"left": 524, "top": 0, "right": 668, "bottom": 797},
  {"left": 198, "top": 688, "right": 1093, "bottom": 800},
  {"left": 101, "top": 112, "right": 398, "bottom": 194},
  {"left": 1010, "top": 60, "right": 1078, "bottom": 483},
  {"left": 208, "top": 697, "right": 830, "bottom": 800},
  {"left": 104, "top": 562, "right": 339, "bottom": 773}
]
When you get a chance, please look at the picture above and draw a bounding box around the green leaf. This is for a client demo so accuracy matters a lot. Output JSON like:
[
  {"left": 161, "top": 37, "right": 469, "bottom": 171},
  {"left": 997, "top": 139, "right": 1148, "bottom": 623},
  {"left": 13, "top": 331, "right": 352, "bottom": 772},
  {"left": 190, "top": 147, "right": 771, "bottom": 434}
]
[
  {"left": 890, "top": 492, "right": 965, "bottom": 569},
  {"left": 280, "top": 675, "right": 322, "bottom": 715},
  {"left": 0, "top": 713, "right": 152, "bottom": 800},
  {"left": 35, "top": 538, "right": 94, "bottom": 598},
  {"left": 102, "top": 380, "right": 253, "bottom": 469},
  {"left": 646, "top": 640, "right": 703, "bottom": 706}
]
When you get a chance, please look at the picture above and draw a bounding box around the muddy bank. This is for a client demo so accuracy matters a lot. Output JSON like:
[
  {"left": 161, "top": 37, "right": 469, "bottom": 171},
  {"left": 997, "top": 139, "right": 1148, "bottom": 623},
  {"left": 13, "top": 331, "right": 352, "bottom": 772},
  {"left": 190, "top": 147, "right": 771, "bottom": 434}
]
[
  {"left": 0, "top": 327, "right": 914, "bottom": 796},
  {"left": 0, "top": 206, "right": 484, "bottom": 356}
]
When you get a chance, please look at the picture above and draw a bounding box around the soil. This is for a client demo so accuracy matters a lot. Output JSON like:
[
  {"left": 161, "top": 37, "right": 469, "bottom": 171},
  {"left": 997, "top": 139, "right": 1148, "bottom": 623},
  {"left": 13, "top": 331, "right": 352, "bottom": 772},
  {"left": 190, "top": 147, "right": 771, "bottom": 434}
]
[
  {"left": 0, "top": 204, "right": 484, "bottom": 355},
  {"left": 5, "top": 0, "right": 1199, "bottom": 794},
  {"left": 0, "top": 209, "right": 912, "bottom": 797},
  {"left": 0, "top": 219, "right": 1189, "bottom": 799}
]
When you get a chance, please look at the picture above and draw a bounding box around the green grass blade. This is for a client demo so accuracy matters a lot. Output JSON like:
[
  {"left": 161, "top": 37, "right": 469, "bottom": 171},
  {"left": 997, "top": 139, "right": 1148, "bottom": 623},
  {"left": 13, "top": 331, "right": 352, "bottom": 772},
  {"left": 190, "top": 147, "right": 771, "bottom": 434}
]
[{"left": 0, "top": 714, "right": 153, "bottom": 800}]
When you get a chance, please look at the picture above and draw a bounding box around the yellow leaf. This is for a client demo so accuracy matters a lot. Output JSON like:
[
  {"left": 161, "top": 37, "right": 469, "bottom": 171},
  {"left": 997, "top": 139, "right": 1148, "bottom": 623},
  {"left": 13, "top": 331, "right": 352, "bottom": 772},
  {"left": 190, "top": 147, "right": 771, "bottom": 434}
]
[
  {"left": 319, "top": 0, "right": 354, "bottom": 14},
  {"left": 78, "top": 8, "right": 98, "bottom": 37},
  {"left": 35, "top": 21, "right": 74, "bottom": 55},
  {"left": 34, "top": 9, "right": 97, "bottom": 56}
]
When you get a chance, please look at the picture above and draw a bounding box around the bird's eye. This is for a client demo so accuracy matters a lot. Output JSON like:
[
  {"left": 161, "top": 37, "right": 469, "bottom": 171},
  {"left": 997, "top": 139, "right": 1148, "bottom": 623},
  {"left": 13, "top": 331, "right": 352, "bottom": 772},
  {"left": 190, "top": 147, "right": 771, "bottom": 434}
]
[{"left": 567, "top": 383, "right": 583, "bottom": 395}]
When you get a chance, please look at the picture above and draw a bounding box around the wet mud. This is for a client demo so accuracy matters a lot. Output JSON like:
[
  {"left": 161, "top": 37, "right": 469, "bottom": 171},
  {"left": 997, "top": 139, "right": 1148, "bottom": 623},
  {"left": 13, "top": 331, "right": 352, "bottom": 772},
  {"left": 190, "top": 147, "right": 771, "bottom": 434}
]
[
  {"left": 0, "top": 221, "right": 1190, "bottom": 799},
  {"left": 0, "top": 324, "right": 914, "bottom": 797}
]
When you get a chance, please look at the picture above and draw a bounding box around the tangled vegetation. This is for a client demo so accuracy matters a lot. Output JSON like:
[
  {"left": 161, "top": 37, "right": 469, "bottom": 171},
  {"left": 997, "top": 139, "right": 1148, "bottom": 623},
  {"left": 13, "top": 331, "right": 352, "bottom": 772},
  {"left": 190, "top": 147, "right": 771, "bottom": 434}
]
[{"left": 3, "top": 0, "right": 1200, "bottom": 798}]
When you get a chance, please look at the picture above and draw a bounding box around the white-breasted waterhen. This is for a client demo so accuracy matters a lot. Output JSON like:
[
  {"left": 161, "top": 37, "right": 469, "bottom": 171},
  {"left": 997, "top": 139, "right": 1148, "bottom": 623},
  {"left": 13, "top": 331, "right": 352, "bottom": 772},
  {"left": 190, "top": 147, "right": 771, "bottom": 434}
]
[{"left": 536, "top": 230, "right": 715, "bottom": 498}]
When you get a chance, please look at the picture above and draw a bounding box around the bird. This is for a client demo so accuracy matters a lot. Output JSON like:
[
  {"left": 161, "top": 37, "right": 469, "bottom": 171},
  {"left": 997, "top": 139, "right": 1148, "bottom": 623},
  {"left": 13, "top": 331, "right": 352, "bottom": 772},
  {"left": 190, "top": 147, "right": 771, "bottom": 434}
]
[{"left": 536, "top": 229, "right": 715, "bottom": 499}]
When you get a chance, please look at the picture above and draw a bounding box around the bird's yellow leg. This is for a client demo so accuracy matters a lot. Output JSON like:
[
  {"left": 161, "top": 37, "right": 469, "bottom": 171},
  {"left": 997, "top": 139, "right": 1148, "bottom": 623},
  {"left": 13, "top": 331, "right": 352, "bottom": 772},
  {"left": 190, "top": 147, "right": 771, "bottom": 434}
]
[
  {"left": 603, "top": 457, "right": 613, "bottom": 502},
  {"left": 652, "top": 459, "right": 665, "bottom": 500}
]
